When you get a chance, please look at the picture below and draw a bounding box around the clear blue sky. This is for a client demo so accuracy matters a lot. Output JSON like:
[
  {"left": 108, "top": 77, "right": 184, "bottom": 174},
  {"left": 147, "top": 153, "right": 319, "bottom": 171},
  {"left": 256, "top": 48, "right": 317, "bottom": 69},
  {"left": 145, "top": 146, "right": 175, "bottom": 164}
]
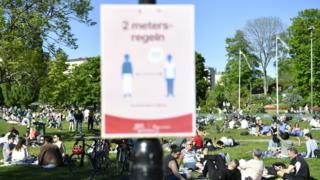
[{"left": 64, "top": 0, "right": 319, "bottom": 73}]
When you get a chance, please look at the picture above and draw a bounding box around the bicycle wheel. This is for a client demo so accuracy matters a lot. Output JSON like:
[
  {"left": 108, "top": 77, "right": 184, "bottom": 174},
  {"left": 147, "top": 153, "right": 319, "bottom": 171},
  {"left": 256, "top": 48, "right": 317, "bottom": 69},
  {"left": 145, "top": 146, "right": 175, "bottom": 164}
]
[
  {"left": 95, "top": 153, "right": 110, "bottom": 170},
  {"left": 68, "top": 153, "right": 83, "bottom": 175},
  {"left": 117, "top": 151, "right": 129, "bottom": 175}
]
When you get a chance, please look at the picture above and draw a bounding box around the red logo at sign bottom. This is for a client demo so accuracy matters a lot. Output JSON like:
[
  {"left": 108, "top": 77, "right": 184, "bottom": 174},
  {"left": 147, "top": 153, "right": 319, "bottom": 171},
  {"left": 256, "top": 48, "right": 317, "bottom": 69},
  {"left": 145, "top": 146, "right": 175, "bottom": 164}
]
[{"left": 105, "top": 114, "right": 193, "bottom": 134}]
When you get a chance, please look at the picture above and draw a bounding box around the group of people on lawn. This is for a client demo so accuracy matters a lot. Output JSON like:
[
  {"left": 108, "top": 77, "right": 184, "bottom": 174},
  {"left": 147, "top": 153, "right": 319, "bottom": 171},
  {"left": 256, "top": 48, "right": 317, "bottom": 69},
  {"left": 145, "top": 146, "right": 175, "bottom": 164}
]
[
  {"left": 0, "top": 106, "right": 101, "bottom": 133},
  {"left": 1, "top": 127, "right": 66, "bottom": 168},
  {"left": 164, "top": 128, "right": 315, "bottom": 180}
]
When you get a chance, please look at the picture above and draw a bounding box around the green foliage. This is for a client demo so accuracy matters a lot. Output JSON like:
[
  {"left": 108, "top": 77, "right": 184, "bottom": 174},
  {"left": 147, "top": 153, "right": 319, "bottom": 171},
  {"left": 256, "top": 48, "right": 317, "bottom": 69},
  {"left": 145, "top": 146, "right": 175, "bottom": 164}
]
[
  {"left": 0, "top": 0, "right": 94, "bottom": 55},
  {"left": 0, "top": 0, "right": 94, "bottom": 107},
  {"left": 245, "top": 94, "right": 271, "bottom": 114},
  {"left": 0, "top": 49, "right": 47, "bottom": 107},
  {"left": 68, "top": 57, "right": 100, "bottom": 108},
  {"left": 220, "top": 30, "right": 261, "bottom": 107},
  {"left": 39, "top": 50, "right": 68, "bottom": 106},
  {"left": 195, "top": 52, "right": 210, "bottom": 107},
  {"left": 278, "top": 58, "right": 294, "bottom": 91},
  {"left": 203, "top": 84, "right": 227, "bottom": 112},
  {"left": 289, "top": 9, "right": 320, "bottom": 106},
  {"left": 1, "top": 120, "right": 320, "bottom": 179}
]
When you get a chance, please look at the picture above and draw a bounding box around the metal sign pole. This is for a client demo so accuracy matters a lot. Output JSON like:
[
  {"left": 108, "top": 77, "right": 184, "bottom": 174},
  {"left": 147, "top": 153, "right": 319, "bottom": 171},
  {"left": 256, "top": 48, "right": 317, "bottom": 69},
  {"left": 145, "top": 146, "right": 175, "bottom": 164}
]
[
  {"left": 130, "top": 2, "right": 162, "bottom": 180},
  {"left": 139, "top": 0, "right": 156, "bottom": 4}
]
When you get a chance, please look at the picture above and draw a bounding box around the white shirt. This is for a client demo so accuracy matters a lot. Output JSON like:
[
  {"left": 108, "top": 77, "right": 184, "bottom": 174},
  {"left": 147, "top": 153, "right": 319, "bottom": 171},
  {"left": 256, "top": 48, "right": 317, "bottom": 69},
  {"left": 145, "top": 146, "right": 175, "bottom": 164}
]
[
  {"left": 54, "top": 141, "right": 66, "bottom": 156},
  {"left": 164, "top": 62, "right": 176, "bottom": 79},
  {"left": 241, "top": 119, "right": 249, "bottom": 129},
  {"left": 220, "top": 137, "right": 233, "bottom": 146},
  {"left": 12, "top": 146, "right": 28, "bottom": 162},
  {"left": 229, "top": 120, "right": 235, "bottom": 129},
  {"left": 84, "top": 109, "right": 90, "bottom": 118},
  {"left": 240, "top": 159, "right": 264, "bottom": 180},
  {"left": 306, "top": 139, "right": 318, "bottom": 158}
]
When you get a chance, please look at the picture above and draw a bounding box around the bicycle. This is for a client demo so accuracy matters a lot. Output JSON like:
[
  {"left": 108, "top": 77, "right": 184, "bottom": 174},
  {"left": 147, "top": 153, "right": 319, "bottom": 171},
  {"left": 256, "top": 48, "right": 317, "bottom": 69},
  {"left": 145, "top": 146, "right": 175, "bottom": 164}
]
[
  {"left": 116, "top": 139, "right": 133, "bottom": 175},
  {"left": 67, "top": 135, "right": 111, "bottom": 179}
]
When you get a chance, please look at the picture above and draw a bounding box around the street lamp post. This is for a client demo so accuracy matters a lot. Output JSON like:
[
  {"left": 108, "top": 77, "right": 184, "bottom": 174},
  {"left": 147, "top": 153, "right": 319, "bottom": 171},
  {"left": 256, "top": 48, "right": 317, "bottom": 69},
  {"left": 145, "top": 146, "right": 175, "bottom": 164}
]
[
  {"left": 238, "top": 49, "right": 241, "bottom": 119},
  {"left": 309, "top": 26, "right": 315, "bottom": 115},
  {"left": 275, "top": 36, "right": 289, "bottom": 115},
  {"left": 238, "top": 49, "right": 252, "bottom": 119}
]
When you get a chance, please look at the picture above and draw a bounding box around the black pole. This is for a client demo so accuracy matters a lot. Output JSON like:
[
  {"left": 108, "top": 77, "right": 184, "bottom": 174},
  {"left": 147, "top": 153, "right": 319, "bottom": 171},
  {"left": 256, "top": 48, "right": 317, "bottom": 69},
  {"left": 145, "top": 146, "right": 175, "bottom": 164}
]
[
  {"left": 131, "top": 139, "right": 163, "bottom": 180},
  {"left": 130, "top": 2, "right": 163, "bottom": 180},
  {"left": 139, "top": 0, "right": 156, "bottom": 4}
]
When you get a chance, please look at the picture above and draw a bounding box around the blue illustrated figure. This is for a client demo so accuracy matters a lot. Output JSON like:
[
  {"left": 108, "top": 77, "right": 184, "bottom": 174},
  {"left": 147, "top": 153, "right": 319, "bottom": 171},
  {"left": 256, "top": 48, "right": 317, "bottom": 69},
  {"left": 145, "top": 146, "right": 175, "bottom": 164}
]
[
  {"left": 122, "top": 54, "right": 133, "bottom": 97},
  {"left": 164, "top": 54, "right": 176, "bottom": 97}
]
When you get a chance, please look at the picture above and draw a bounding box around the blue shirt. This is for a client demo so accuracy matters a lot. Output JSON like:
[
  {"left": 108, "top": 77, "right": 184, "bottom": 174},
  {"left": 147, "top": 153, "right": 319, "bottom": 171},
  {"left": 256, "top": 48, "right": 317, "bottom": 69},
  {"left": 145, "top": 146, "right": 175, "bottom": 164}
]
[
  {"left": 2, "top": 142, "right": 15, "bottom": 162},
  {"left": 181, "top": 149, "right": 196, "bottom": 164},
  {"left": 122, "top": 61, "right": 132, "bottom": 74}
]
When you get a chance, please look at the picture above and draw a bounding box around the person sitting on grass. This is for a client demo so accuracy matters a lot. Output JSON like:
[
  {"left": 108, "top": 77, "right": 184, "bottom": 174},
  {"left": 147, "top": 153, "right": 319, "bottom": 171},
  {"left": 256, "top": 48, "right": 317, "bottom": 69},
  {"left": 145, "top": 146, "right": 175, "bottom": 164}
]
[
  {"left": 164, "top": 144, "right": 186, "bottom": 180},
  {"left": 12, "top": 137, "right": 28, "bottom": 163},
  {"left": 28, "top": 127, "right": 39, "bottom": 143},
  {"left": 2, "top": 134, "right": 16, "bottom": 164},
  {"left": 200, "top": 153, "right": 226, "bottom": 179},
  {"left": 268, "top": 134, "right": 281, "bottom": 151},
  {"left": 240, "top": 117, "right": 249, "bottom": 129},
  {"left": 291, "top": 123, "right": 303, "bottom": 136},
  {"left": 276, "top": 147, "right": 310, "bottom": 180},
  {"left": 192, "top": 130, "right": 203, "bottom": 150},
  {"left": 261, "top": 125, "right": 272, "bottom": 135},
  {"left": 53, "top": 134, "right": 66, "bottom": 157},
  {"left": 304, "top": 133, "right": 318, "bottom": 158},
  {"left": 179, "top": 140, "right": 202, "bottom": 171},
  {"left": 309, "top": 117, "right": 320, "bottom": 128},
  {"left": 12, "top": 137, "right": 36, "bottom": 164},
  {"left": 4, "top": 127, "right": 19, "bottom": 144},
  {"left": 239, "top": 148, "right": 264, "bottom": 180},
  {"left": 277, "top": 132, "right": 301, "bottom": 158},
  {"left": 38, "top": 136, "right": 63, "bottom": 167},
  {"left": 222, "top": 159, "right": 241, "bottom": 180}
]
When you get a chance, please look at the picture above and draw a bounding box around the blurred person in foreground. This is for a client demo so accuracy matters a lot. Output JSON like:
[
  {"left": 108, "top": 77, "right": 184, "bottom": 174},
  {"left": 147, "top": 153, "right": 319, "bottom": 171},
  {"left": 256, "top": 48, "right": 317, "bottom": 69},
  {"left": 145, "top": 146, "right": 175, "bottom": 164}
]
[
  {"left": 38, "top": 136, "right": 63, "bottom": 167},
  {"left": 164, "top": 144, "right": 186, "bottom": 180}
]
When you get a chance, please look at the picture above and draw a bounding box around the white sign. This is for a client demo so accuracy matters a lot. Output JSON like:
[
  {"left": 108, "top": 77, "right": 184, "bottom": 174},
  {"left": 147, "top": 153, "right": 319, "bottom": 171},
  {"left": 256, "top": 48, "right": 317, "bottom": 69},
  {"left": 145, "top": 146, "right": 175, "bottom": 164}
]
[{"left": 101, "top": 5, "right": 195, "bottom": 138}]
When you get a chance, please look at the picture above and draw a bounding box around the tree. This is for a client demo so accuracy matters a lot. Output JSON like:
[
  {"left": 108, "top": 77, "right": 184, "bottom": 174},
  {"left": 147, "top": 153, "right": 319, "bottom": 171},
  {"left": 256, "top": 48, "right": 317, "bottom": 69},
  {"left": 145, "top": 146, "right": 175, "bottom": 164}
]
[
  {"left": 0, "top": 0, "right": 94, "bottom": 107},
  {"left": 203, "top": 83, "right": 226, "bottom": 113},
  {"left": 68, "top": 57, "right": 100, "bottom": 108},
  {"left": 195, "top": 52, "right": 210, "bottom": 107},
  {"left": 39, "top": 50, "right": 68, "bottom": 106},
  {"left": 221, "top": 30, "right": 260, "bottom": 108},
  {"left": 244, "top": 17, "right": 285, "bottom": 95},
  {"left": 289, "top": 9, "right": 320, "bottom": 106},
  {"left": 278, "top": 58, "right": 294, "bottom": 91}
]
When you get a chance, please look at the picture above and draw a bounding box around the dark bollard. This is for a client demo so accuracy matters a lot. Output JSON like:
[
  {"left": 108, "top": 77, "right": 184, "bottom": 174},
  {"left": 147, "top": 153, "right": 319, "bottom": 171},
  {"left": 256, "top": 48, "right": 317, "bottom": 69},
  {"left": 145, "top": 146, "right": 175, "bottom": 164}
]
[
  {"left": 131, "top": 1, "right": 161, "bottom": 179},
  {"left": 130, "top": 138, "right": 163, "bottom": 180},
  {"left": 139, "top": 0, "right": 156, "bottom": 4}
]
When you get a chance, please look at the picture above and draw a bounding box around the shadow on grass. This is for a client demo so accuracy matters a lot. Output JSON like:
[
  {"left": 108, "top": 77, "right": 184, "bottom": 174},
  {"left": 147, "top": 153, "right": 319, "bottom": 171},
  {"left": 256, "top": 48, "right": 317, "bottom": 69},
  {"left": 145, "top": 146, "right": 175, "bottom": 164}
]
[{"left": 0, "top": 159, "right": 127, "bottom": 180}]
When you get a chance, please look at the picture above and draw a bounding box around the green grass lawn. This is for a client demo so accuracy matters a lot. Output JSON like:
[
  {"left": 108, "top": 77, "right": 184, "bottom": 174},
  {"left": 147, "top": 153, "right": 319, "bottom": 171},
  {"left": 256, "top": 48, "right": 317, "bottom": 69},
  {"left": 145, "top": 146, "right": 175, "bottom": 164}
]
[{"left": 0, "top": 119, "right": 320, "bottom": 179}]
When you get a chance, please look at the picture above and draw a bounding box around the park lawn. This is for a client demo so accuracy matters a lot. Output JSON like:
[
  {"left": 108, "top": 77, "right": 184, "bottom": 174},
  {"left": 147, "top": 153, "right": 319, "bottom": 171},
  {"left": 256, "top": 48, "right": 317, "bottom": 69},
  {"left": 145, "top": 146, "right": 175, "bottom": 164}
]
[
  {"left": 201, "top": 120, "right": 320, "bottom": 179},
  {"left": 0, "top": 119, "right": 320, "bottom": 179}
]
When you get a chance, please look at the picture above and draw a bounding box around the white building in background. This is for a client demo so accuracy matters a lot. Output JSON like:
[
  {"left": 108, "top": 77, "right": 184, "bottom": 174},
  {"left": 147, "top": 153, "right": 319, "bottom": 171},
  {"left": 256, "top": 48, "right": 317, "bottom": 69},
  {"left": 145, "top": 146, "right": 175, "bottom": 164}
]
[
  {"left": 214, "top": 72, "right": 223, "bottom": 85},
  {"left": 65, "top": 57, "right": 87, "bottom": 73},
  {"left": 204, "top": 66, "right": 224, "bottom": 89}
]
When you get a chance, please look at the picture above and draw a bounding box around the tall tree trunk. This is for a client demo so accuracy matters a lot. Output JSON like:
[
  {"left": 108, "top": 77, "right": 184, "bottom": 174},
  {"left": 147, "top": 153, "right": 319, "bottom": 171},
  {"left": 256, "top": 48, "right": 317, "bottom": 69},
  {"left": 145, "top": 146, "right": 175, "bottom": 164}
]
[{"left": 263, "top": 68, "right": 268, "bottom": 95}]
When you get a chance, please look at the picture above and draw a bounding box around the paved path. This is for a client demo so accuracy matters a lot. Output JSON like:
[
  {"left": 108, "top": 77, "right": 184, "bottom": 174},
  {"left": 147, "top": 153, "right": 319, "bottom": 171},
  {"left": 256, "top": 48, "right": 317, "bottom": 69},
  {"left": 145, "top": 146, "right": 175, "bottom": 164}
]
[{"left": 238, "top": 139, "right": 269, "bottom": 142}]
